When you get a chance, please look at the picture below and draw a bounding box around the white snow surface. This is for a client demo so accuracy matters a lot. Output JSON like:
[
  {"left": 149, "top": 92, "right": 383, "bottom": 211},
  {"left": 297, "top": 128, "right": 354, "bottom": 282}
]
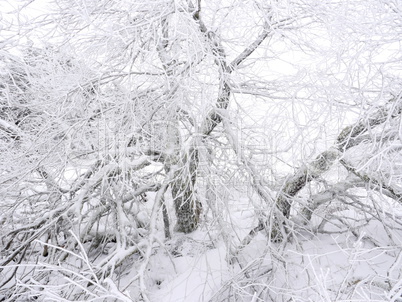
[{"left": 117, "top": 196, "right": 402, "bottom": 302}]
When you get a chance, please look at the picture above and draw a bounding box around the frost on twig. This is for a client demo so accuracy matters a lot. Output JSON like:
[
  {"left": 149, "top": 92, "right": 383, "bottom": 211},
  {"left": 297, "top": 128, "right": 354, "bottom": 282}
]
[
  {"left": 236, "top": 97, "right": 402, "bottom": 245},
  {"left": 1, "top": 1, "right": 402, "bottom": 301}
]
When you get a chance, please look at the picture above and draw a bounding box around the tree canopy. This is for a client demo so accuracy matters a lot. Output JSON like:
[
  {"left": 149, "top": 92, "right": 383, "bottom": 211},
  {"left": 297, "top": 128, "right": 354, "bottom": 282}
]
[{"left": 1, "top": 0, "right": 402, "bottom": 301}]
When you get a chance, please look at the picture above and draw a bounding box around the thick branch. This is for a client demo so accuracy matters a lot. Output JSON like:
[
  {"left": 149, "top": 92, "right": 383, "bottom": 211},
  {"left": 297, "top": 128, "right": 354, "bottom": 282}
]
[
  {"left": 337, "top": 98, "right": 402, "bottom": 150},
  {"left": 122, "top": 183, "right": 161, "bottom": 203},
  {"left": 278, "top": 97, "right": 402, "bottom": 219},
  {"left": 277, "top": 149, "right": 339, "bottom": 218},
  {"left": 192, "top": 4, "right": 270, "bottom": 136}
]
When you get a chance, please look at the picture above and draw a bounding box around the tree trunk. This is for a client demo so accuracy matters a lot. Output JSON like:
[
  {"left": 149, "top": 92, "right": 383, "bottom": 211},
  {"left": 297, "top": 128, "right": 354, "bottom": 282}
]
[
  {"left": 164, "top": 2, "right": 269, "bottom": 233},
  {"left": 168, "top": 147, "right": 202, "bottom": 233}
]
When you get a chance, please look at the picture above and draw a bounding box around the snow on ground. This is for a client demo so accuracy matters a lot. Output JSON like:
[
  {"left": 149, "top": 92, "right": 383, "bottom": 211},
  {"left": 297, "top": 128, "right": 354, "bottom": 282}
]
[
  {"left": 149, "top": 242, "right": 229, "bottom": 302},
  {"left": 124, "top": 195, "right": 402, "bottom": 302},
  {"left": 2, "top": 180, "right": 401, "bottom": 301}
]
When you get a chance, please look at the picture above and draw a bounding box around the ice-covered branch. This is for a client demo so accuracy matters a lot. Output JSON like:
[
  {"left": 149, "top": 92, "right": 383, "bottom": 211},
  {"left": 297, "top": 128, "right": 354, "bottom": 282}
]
[
  {"left": 337, "top": 97, "right": 402, "bottom": 150},
  {"left": 229, "top": 22, "right": 270, "bottom": 70},
  {"left": 0, "top": 118, "right": 22, "bottom": 140},
  {"left": 277, "top": 149, "right": 340, "bottom": 219}
]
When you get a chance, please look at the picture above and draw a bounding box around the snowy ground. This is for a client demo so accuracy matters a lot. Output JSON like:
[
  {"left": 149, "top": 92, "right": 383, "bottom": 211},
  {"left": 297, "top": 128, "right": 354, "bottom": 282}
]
[
  {"left": 1, "top": 186, "right": 402, "bottom": 301},
  {"left": 122, "top": 195, "right": 402, "bottom": 302}
]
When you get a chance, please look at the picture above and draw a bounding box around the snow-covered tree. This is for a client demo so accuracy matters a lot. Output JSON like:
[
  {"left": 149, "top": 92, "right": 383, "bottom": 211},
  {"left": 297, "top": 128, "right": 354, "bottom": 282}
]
[{"left": 1, "top": 0, "right": 402, "bottom": 301}]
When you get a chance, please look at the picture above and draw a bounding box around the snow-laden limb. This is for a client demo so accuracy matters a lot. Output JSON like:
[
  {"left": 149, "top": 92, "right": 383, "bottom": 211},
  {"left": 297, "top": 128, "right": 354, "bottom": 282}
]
[
  {"left": 337, "top": 96, "right": 402, "bottom": 151},
  {"left": 122, "top": 167, "right": 176, "bottom": 302},
  {"left": 157, "top": 0, "right": 273, "bottom": 234},
  {"left": 230, "top": 95, "right": 402, "bottom": 248},
  {"left": 2, "top": 1, "right": 402, "bottom": 301},
  {"left": 221, "top": 111, "right": 282, "bottom": 254},
  {"left": 0, "top": 151, "right": 164, "bottom": 295},
  {"left": 0, "top": 117, "right": 22, "bottom": 140},
  {"left": 229, "top": 21, "right": 271, "bottom": 71},
  {"left": 195, "top": 3, "right": 273, "bottom": 137},
  {"left": 276, "top": 149, "right": 340, "bottom": 219},
  {"left": 340, "top": 158, "right": 402, "bottom": 203},
  {"left": 36, "top": 166, "right": 69, "bottom": 194},
  {"left": 298, "top": 180, "right": 358, "bottom": 222},
  {"left": 70, "top": 160, "right": 103, "bottom": 196},
  {"left": 5, "top": 234, "right": 134, "bottom": 302},
  {"left": 275, "top": 97, "right": 402, "bottom": 237},
  {"left": 0, "top": 203, "right": 72, "bottom": 272},
  {"left": 102, "top": 278, "right": 133, "bottom": 302},
  {"left": 224, "top": 148, "right": 340, "bottom": 247}
]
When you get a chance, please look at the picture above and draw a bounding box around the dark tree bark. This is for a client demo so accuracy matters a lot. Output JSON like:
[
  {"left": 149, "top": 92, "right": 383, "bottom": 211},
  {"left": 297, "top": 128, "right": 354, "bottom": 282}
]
[
  {"left": 168, "top": 147, "right": 202, "bottom": 233},
  {"left": 166, "top": 2, "right": 270, "bottom": 233},
  {"left": 276, "top": 150, "right": 339, "bottom": 219}
]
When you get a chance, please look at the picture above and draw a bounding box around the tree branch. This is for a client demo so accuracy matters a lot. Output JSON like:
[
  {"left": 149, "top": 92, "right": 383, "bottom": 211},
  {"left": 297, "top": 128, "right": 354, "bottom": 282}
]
[
  {"left": 340, "top": 159, "right": 402, "bottom": 203},
  {"left": 0, "top": 118, "right": 22, "bottom": 140},
  {"left": 239, "top": 96, "right": 402, "bottom": 244},
  {"left": 337, "top": 97, "right": 402, "bottom": 150},
  {"left": 229, "top": 22, "right": 270, "bottom": 70}
]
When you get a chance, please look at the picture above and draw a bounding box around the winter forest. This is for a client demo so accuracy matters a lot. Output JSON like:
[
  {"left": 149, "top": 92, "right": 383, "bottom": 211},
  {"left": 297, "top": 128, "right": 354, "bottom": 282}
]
[{"left": 1, "top": 0, "right": 402, "bottom": 301}]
